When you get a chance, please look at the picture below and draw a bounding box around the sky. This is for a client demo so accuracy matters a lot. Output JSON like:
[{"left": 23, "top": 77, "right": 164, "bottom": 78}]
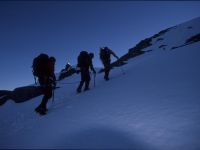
[{"left": 0, "top": 1, "right": 200, "bottom": 90}]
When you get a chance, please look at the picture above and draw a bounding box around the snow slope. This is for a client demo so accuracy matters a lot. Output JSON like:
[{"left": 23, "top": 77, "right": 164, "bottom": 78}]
[
  {"left": 149, "top": 17, "right": 200, "bottom": 51},
  {"left": 0, "top": 17, "right": 200, "bottom": 149}
]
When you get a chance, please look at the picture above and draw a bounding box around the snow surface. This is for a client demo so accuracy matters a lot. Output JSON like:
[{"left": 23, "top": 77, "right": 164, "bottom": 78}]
[{"left": 0, "top": 17, "right": 200, "bottom": 149}]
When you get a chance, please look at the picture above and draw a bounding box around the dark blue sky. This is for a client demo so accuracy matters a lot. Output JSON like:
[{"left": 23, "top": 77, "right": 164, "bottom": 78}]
[{"left": 0, "top": 1, "right": 200, "bottom": 90}]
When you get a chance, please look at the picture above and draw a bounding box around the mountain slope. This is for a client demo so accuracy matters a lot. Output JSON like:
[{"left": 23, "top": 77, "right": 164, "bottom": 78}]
[
  {"left": 110, "top": 17, "right": 200, "bottom": 68},
  {"left": 0, "top": 17, "right": 200, "bottom": 149}
]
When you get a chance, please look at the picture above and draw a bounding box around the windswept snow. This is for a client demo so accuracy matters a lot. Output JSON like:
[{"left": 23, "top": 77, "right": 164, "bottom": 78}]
[
  {"left": 0, "top": 17, "right": 200, "bottom": 149},
  {"left": 150, "top": 17, "right": 200, "bottom": 51}
]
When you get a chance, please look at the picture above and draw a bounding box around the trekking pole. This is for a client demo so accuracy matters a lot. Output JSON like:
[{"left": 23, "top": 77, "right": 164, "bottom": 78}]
[
  {"left": 52, "top": 87, "right": 55, "bottom": 103},
  {"left": 94, "top": 73, "right": 96, "bottom": 87}
]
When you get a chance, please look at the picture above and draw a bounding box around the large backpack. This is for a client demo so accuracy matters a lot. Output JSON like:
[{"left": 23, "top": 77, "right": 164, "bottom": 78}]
[
  {"left": 77, "top": 51, "right": 91, "bottom": 68},
  {"left": 100, "top": 47, "right": 110, "bottom": 61},
  {"left": 32, "top": 53, "right": 50, "bottom": 78}
]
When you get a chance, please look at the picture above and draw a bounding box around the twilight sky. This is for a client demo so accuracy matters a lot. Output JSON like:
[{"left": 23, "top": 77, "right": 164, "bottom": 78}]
[{"left": 0, "top": 1, "right": 200, "bottom": 90}]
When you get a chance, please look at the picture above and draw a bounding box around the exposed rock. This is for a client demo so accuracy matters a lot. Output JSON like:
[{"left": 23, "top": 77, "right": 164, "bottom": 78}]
[
  {"left": 186, "top": 33, "right": 200, "bottom": 44},
  {"left": 156, "top": 38, "right": 164, "bottom": 42},
  {"left": 159, "top": 45, "right": 167, "bottom": 50},
  {"left": 0, "top": 90, "right": 12, "bottom": 97},
  {"left": 10, "top": 86, "right": 43, "bottom": 103},
  {"left": 171, "top": 46, "right": 180, "bottom": 50},
  {"left": 128, "top": 38, "right": 152, "bottom": 54},
  {"left": 0, "top": 86, "right": 43, "bottom": 105},
  {"left": 152, "top": 28, "right": 171, "bottom": 39},
  {"left": 59, "top": 68, "right": 77, "bottom": 81}
]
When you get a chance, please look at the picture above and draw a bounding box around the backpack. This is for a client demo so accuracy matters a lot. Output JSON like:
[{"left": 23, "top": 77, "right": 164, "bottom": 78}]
[
  {"left": 77, "top": 51, "right": 91, "bottom": 68},
  {"left": 32, "top": 53, "right": 50, "bottom": 78},
  {"left": 100, "top": 47, "right": 110, "bottom": 61}
]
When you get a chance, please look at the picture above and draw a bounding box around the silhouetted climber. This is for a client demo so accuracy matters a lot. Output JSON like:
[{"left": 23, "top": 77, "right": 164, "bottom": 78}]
[
  {"left": 100, "top": 47, "right": 119, "bottom": 81},
  {"left": 32, "top": 54, "right": 56, "bottom": 115},
  {"left": 58, "top": 63, "right": 76, "bottom": 80},
  {"left": 65, "top": 63, "right": 72, "bottom": 71},
  {"left": 76, "top": 51, "right": 96, "bottom": 93}
]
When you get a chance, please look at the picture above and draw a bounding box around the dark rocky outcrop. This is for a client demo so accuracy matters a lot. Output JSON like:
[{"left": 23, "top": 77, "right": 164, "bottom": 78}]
[
  {"left": 159, "top": 45, "right": 167, "bottom": 50},
  {"left": 0, "top": 86, "right": 43, "bottom": 106},
  {"left": 186, "top": 33, "right": 200, "bottom": 44},
  {"left": 10, "top": 86, "right": 43, "bottom": 103},
  {"left": 152, "top": 28, "right": 171, "bottom": 39},
  {"left": 156, "top": 38, "right": 164, "bottom": 42},
  {"left": 159, "top": 45, "right": 167, "bottom": 48},
  {"left": 171, "top": 33, "right": 200, "bottom": 50},
  {"left": 99, "top": 27, "right": 172, "bottom": 73},
  {"left": 58, "top": 68, "right": 77, "bottom": 81}
]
